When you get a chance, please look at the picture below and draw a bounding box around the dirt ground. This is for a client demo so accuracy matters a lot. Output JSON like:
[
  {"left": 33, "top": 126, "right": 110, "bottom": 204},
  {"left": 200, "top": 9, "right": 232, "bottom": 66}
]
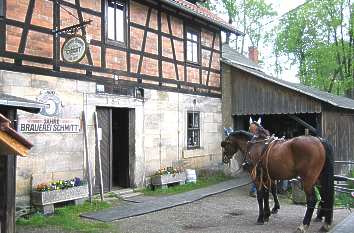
[
  {"left": 116, "top": 185, "right": 350, "bottom": 233},
  {"left": 17, "top": 184, "right": 350, "bottom": 233}
]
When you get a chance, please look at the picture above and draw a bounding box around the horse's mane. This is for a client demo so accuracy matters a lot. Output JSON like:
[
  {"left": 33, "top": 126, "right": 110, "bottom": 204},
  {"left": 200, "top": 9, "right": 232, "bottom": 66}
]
[{"left": 229, "top": 130, "right": 254, "bottom": 141}]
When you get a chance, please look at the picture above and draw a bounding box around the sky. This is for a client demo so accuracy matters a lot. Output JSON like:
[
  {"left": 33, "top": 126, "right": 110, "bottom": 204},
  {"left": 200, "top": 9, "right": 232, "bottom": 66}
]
[{"left": 260, "top": 0, "right": 306, "bottom": 83}]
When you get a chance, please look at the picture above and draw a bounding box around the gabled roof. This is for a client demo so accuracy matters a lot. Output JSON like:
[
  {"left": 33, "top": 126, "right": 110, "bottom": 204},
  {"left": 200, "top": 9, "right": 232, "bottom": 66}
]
[
  {"left": 0, "top": 93, "right": 45, "bottom": 113},
  {"left": 222, "top": 44, "right": 354, "bottom": 111},
  {"left": 160, "top": 0, "right": 244, "bottom": 35}
]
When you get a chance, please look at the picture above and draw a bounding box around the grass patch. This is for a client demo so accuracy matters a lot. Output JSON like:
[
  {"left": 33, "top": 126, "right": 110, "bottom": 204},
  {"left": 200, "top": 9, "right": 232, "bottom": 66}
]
[
  {"left": 17, "top": 201, "right": 116, "bottom": 233},
  {"left": 335, "top": 169, "right": 354, "bottom": 208},
  {"left": 141, "top": 170, "right": 232, "bottom": 196}
]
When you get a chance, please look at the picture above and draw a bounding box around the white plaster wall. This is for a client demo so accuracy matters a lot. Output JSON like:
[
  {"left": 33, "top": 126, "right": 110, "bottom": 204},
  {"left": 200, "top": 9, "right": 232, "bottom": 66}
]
[
  {"left": 143, "top": 90, "right": 223, "bottom": 178},
  {"left": 0, "top": 70, "right": 223, "bottom": 204}
]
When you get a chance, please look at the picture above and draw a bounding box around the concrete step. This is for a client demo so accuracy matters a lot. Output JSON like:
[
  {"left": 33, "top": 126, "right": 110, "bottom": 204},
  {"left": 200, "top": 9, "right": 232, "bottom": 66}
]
[
  {"left": 111, "top": 188, "right": 134, "bottom": 196},
  {"left": 121, "top": 192, "right": 143, "bottom": 199}
]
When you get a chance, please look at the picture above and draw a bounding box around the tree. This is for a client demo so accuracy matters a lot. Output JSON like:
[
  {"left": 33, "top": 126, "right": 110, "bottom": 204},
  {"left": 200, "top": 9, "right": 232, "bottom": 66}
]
[
  {"left": 200, "top": 0, "right": 277, "bottom": 55},
  {"left": 275, "top": 0, "right": 353, "bottom": 95}
]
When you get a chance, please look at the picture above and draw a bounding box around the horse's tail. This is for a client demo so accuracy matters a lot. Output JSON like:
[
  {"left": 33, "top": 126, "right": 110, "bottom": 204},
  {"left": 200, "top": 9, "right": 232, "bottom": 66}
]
[{"left": 319, "top": 139, "right": 334, "bottom": 225}]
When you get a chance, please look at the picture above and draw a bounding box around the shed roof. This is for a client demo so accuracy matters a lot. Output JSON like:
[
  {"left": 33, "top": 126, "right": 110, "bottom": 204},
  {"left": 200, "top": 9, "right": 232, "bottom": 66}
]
[
  {"left": 222, "top": 44, "right": 354, "bottom": 111},
  {"left": 160, "top": 0, "right": 244, "bottom": 35},
  {"left": 0, "top": 113, "right": 33, "bottom": 157},
  {"left": 0, "top": 93, "right": 45, "bottom": 113}
]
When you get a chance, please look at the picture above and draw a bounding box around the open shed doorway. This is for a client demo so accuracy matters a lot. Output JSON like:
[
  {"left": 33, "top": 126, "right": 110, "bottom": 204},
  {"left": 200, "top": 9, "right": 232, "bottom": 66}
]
[
  {"left": 95, "top": 107, "right": 135, "bottom": 192},
  {"left": 233, "top": 113, "right": 321, "bottom": 138}
]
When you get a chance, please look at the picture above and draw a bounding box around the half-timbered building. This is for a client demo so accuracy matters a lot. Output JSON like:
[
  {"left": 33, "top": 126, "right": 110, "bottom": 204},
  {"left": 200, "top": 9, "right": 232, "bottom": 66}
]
[{"left": 0, "top": 0, "right": 241, "bottom": 205}]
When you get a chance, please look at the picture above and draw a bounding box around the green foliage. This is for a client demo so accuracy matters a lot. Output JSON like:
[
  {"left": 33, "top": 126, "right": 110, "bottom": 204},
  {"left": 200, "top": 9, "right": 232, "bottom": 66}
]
[
  {"left": 335, "top": 169, "right": 354, "bottom": 208},
  {"left": 142, "top": 171, "right": 232, "bottom": 196},
  {"left": 275, "top": 0, "right": 353, "bottom": 95},
  {"left": 17, "top": 201, "right": 115, "bottom": 233}
]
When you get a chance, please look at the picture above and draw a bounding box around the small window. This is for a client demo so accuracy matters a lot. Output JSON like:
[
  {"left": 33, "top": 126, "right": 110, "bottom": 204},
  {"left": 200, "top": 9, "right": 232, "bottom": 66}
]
[
  {"left": 186, "top": 28, "right": 199, "bottom": 63},
  {"left": 107, "top": 0, "right": 126, "bottom": 44},
  {"left": 187, "top": 112, "right": 200, "bottom": 149}
]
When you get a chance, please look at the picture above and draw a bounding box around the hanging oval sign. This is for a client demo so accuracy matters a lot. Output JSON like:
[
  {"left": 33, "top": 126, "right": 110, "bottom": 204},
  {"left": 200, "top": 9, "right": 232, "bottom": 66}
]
[{"left": 61, "top": 35, "right": 87, "bottom": 63}]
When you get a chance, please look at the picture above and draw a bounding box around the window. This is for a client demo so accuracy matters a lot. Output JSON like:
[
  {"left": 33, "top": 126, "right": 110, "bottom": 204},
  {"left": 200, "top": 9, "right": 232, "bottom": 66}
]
[
  {"left": 107, "top": 0, "right": 126, "bottom": 44},
  {"left": 186, "top": 28, "right": 199, "bottom": 63},
  {"left": 187, "top": 112, "right": 200, "bottom": 149}
]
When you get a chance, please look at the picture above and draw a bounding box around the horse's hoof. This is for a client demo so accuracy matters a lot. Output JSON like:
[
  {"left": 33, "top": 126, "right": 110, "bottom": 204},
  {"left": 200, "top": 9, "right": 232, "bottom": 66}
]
[
  {"left": 256, "top": 221, "right": 264, "bottom": 225},
  {"left": 271, "top": 209, "right": 278, "bottom": 214},
  {"left": 264, "top": 217, "right": 269, "bottom": 222},
  {"left": 294, "top": 224, "right": 309, "bottom": 233},
  {"left": 319, "top": 223, "right": 331, "bottom": 232},
  {"left": 314, "top": 217, "right": 323, "bottom": 222}
]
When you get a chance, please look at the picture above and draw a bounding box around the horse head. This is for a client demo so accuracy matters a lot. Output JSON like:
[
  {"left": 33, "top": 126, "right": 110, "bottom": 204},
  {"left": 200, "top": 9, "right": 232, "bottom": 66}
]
[
  {"left": 249, "top": 117, "right": 270, "bottom": 139},
  {"left": 221, "top": 130, "right": 254, "bottom": 164}
]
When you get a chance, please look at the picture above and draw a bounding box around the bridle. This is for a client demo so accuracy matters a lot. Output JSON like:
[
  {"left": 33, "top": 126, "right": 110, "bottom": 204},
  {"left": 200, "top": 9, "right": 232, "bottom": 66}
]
[{"left": 221, "top": 136, "right": 247, "bottom": 165}]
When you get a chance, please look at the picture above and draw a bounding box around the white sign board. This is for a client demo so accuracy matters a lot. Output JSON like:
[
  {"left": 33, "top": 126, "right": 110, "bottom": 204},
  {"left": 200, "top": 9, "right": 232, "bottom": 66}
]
[
  {"left": 61, "top": 35, "right": 87, "bottom": 63},
  {"left": 18, "top": 117, "right": 81, "bottom": 133}
]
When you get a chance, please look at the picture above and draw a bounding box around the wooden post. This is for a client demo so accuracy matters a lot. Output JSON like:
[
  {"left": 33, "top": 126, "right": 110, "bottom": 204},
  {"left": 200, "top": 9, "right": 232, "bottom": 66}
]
[
  {"left": 305, "top": 128, "right": 309, "bottom": 136},
  {"left": 93, "top": 112, "right": 104, "bottom": 201},
  {"left": 82, "top": 111, "right": 93, "bottom": 202}
]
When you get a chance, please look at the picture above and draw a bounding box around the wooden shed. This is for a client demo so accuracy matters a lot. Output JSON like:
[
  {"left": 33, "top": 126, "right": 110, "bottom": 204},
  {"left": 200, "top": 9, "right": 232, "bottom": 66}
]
[
  {"left": 0, "top": 93, "right": 43, "bottom": 233},
  {"left": 221, "top": 45, "right": 354, "bottom": 174}
]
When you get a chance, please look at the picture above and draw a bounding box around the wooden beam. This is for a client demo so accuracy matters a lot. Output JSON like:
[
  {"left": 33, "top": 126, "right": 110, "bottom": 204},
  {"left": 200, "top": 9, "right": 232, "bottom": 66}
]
[
  {"left": 167, "top": 15, "right": 179, "bottom": 82},
  {"left": 206, "top": 32, "right": 216, "bottom": 87},
  {"left": 0, "top": 131, "right": 30, "bottom": 157},
  {"left": 16, "top": 0, "right": 36, "bottom": 65},
  {"left": 0, "top": 0, "right": 5, "bottom": 53},
  {"left": 137, "top": 8, "right": 152, "bottom": 80},
  {"left": 288, "top": 115, "right": 318, "bottom": 135},
  {"left": 74, "top": 0, "right": 93, "bottom": 67}
]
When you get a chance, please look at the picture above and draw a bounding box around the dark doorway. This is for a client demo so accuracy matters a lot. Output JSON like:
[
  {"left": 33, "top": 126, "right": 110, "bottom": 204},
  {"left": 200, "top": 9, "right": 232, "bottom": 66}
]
[
  {"left": 234, "top": 113, "right": 320, "bottom": 138},
  {"left": 112, "top": 108, "right": 130, "bottom": 188},
  {"left": 95, "top": 107, "right": 134, "bottom": 192}
]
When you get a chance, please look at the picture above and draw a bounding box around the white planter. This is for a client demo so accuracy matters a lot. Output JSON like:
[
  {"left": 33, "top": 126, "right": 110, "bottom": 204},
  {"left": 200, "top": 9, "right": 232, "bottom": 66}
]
[
  {"left": 151, "top": 173, "right": 186, "bottom": 187},
  {"left": 31, "top": 185, "right": 88, "bottom": 215}
]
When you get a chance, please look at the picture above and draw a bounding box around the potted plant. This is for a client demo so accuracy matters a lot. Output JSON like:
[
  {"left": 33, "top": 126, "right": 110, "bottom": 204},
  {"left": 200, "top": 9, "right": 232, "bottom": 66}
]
[
  {"left": 151, "top": 167, "right": 186, "bottom": 188},
  {"left": 31, "top": 177, "right": 88, "bottom": 215}
]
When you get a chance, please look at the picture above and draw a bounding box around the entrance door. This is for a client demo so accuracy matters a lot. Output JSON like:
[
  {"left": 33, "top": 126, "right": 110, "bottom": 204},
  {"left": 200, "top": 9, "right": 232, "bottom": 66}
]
[
  {"left": 95, "top": 107, "right": 134, "bottom": 192},
  {"left": 96, "top": 108, "right": 112, "bottom": 192}
]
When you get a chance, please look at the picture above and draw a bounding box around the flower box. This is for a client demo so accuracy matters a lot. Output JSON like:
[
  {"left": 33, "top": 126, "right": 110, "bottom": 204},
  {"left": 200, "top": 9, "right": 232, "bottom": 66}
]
[
  {"left": 31, "top": 184, "right": 88, "bottom": 215},
  {"left": 151, "top": 173, "right": 186, "bottom": 188}
]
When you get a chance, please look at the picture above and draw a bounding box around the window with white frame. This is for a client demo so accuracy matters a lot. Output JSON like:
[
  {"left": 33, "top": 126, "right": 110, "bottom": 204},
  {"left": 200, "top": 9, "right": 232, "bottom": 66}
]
[
  {"left": 186, "top": 28, "right": 199, "bottom": 63},
  {"left": 187, "top": 111, "right": 200, "bottom": 149},
  {"left": 107, "top": 0, "right": 126, "bottom": 44}
]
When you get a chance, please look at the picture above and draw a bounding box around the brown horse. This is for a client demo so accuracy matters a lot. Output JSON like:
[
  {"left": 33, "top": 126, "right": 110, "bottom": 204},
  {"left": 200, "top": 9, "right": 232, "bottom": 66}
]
[{"left": 221, "top": 130, "right": 334, "bottom": 233}]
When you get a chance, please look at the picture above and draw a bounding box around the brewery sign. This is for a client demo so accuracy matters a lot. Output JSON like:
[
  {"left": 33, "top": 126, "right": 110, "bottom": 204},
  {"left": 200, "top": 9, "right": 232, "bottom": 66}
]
[
  {"left": 18, "top": 117, "right": 81, "bottom": 133},
  {"left": 61, "top": 35, "right": 87, "bottom": 63}
]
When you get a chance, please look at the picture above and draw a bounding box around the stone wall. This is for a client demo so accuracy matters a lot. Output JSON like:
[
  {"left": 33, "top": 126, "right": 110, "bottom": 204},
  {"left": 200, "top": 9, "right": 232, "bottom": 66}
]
[
  {"left": 143, "top": 89, "right": 223, "bottom": 179},
  {"left": 0, "top": 70, "right": 223, "bottom": 205}
]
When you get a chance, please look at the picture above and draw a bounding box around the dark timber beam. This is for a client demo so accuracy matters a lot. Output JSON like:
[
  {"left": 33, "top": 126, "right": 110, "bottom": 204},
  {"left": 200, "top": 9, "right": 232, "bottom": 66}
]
[
  {"left": 167, "top": 15, "right": 179, "bottom": 82},
  {"left": 75, "top": 0, "right": 93, "bottom": 68},
  {"left": 0, "top": 0, "right": 6, "bottom": 53},
  {"left": 137, "top": 8, "right": 152, "bottom": 81},
  {"left": 16, "top": 0, "right": 36, "bottom": 65},
  {"left": 206, "top": 32, "right": 216, "bottom": 87},
  {"left": 288, "top": 115, "right": 318, "bottom": 135}
]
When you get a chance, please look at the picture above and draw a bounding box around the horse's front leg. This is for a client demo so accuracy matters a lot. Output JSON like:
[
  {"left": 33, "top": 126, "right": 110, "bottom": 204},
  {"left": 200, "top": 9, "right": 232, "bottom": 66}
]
[
  {"left": 256, "top": 187, "right": 265, "bottom": 225},
  {"left": 271, "top": 182, "right": 280, "bottom": 214},
  {"left": 263, "top": 187, "right": 271, "bottom": 222}
]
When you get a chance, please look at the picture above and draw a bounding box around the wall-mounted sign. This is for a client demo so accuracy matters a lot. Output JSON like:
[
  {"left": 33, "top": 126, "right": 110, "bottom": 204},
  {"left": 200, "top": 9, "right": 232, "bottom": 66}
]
[
  {"left": 61, "top": 35, "right": 87, "bottom": 63},
  {"left": 18, "top": 118, "right": 81, "bottom": 133},
  {"left": 36, "top": 90, "right": 62, "bottom": 117}
]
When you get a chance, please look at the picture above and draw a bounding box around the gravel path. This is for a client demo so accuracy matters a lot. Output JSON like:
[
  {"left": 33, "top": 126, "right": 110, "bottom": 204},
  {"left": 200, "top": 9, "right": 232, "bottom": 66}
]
[
  {"left": 116, "top": 185, "right": 350, "bottom": 233},
  {"left": 17, "top": 184, "right": 351, "bottom": 233}
]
